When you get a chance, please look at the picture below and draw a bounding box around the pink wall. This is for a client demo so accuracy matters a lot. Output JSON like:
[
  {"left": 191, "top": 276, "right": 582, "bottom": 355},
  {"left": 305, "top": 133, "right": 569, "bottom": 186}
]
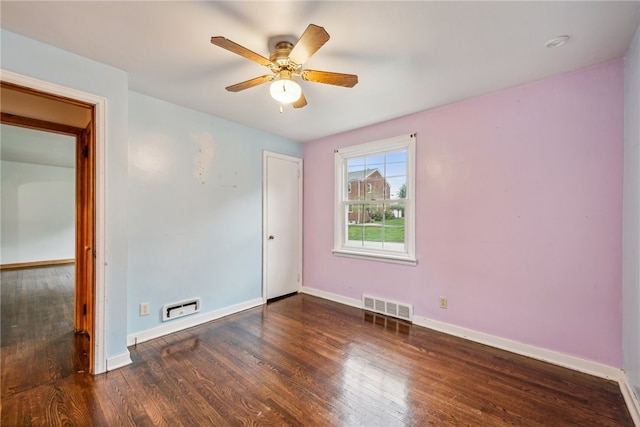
[{"left": 303, "top": 60, "right": 624, "bottom": 367}]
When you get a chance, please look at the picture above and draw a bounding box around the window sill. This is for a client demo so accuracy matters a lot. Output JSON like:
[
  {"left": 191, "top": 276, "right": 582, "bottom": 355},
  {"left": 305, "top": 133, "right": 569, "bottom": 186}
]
[{"left": 332, "top": 249, "right": 417, "bottom": 266}]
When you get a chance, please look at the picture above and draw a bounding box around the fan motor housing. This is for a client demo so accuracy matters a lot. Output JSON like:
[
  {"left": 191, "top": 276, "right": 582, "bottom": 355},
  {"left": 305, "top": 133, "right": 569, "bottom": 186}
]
[{"left": 270, "top": 41, "right": 295, "bottom": 68}]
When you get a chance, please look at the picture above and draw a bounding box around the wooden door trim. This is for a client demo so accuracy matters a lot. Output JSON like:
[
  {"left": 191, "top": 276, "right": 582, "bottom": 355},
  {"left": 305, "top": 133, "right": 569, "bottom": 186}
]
[
  {"left": 1, "top": 81, "right": 96, "bottom": 109},
  {"left": 75, "top": 121, "right": 96, "bottom": 350},
  {"left": 1, "top": 112, "right": 85, "bottom": 135},
  {"left": 1, "top": 112, "right": 96, "bottom": 372},
  {"left": 1, "top": 69, "right": 109, "bottom": 374}
]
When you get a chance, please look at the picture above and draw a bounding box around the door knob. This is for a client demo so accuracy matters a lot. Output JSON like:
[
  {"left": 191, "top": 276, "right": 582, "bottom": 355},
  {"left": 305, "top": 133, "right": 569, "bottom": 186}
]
[{"left": 268, "top": 235, "right": 275, "bottom": 240}]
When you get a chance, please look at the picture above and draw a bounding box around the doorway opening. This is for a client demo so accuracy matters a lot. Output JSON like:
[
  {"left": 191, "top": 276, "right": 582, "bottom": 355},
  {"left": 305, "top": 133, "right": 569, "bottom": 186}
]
[{"left": 0, "top": 81, "right": 96, "bottom": 372}]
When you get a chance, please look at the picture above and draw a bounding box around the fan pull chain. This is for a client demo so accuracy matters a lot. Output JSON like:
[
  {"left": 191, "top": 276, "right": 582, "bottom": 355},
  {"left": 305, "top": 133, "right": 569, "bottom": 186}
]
[{"left": 279, "top": 104, "right": 283, "bottom": 113}]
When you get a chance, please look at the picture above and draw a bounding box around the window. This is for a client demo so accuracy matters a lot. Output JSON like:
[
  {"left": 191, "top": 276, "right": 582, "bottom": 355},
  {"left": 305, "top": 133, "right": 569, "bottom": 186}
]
[{"left": 334, "top": 133, "right": 416, "bottom": 264}]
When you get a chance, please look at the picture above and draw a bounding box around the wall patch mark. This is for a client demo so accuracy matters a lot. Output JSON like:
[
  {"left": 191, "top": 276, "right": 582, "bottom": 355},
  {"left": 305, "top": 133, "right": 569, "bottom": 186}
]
[{"left": 191, "top": 132, "right": 215, "bottom": 184}]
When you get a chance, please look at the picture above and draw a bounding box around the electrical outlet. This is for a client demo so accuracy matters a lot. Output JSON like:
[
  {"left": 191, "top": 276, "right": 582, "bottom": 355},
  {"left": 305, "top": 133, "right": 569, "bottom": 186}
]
[
  {"left": 140, "top": 302, "right": 150, "bottom": 316},
  {"left": 439, "top": 296, "right": 448, "bottom": 309}
]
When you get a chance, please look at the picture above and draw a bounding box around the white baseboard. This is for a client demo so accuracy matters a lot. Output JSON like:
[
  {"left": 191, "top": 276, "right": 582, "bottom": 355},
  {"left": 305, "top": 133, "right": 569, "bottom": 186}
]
[
  {"left": 127, "top": 298, "right": 264, "bottom": 347},
  {"left": 620, "top": 372, "right": 640, "bottom": 426},
  {"left": 301, "top": 286, "right": 362, "bottom": 309},
  {"left": 106, "top": 351, "right": 132, "bottom": 371},
  {"left": 412, "top": 315, "right": 621, "bottom": 381}
]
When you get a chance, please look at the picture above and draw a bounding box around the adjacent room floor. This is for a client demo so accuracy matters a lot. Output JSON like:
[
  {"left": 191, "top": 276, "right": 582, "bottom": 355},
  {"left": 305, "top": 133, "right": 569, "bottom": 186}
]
[{"left": 1, "top": 265, "right": 633, "bottom": 425}]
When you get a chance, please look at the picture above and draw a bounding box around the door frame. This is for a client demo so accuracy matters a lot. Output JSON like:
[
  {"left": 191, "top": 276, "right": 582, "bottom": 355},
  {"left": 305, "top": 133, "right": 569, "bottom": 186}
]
[
  {"left": 0, "top": 113, "right": 94, "bottom": 339},
  {"left": 1, "top": 69, "right": 108, "bottom": 374},
  {"left": 262, "top": 151, "right": 303, "bottom": 302}
]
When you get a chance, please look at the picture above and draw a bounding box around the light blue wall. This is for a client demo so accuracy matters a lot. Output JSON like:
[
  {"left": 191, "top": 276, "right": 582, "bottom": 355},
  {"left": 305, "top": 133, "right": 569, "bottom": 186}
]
[
  {"left": 1, "top": 29, "right": 129, "bottom": 359},
  {"left": 1, "top": 28, "right": 302, "bottom": 361},
  {"left": 127, "top": 92, "right": 302, "bottom": 334},
  {"left": 623, "top": 23, "right": 640, "bottom": 398}
]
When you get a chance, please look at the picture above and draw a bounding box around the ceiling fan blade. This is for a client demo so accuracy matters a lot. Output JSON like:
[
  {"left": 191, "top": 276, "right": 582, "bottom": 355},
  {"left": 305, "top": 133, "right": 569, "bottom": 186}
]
[
  {"left": 225, "top": 74, "right": 275, "bottom": 92},
  {"left": 211, "top": 36, "right": 273, "bottom": 68},
  {"left": 300, "top": 70, "right": 358, "bottom": 88},
  {"left": 289, "top": 24, "right": 330, "bottom": 65},
  {"left": 292, "top": 91, "right": 307, "bottom": 109}
]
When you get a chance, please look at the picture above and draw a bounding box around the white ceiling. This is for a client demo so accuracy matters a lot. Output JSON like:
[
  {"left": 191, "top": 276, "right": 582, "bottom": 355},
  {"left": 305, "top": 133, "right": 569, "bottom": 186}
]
[{"left": 1, "top": 1, "right": 639, "bottom": 142}]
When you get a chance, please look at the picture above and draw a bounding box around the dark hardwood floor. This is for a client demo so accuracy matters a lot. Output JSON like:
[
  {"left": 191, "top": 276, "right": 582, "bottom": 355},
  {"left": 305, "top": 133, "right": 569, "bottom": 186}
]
[
  {"left": 1, "top": 266, "right": 633, "bottom": 426},
  {"left": 1, "top": 265, "right": 90, "bottom": 401}
]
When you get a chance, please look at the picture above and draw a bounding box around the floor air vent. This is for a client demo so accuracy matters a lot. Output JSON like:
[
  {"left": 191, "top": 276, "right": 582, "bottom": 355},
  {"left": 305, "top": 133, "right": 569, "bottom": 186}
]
[
  {"left": 162, "top": 298, "right": 201, "bottom": 321},
  {"left": 362, "top": 295, "right": 413, "bottom": 322}
]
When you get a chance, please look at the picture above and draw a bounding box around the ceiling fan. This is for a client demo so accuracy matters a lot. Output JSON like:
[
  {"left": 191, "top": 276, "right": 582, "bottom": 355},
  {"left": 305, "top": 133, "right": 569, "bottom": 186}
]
[{"left": 210, "top": 24, "right": 358, "bottom": 109}]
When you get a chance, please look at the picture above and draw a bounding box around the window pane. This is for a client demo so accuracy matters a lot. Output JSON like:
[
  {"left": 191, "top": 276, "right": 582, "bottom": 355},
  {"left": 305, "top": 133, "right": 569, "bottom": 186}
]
[
  {"left": 386, "top": 176, "right": 407, "bottom": 199},
  {"left": 347, "top": 151, "right": 406, "bottom": 201},
  {"left": 365, "top": 154, "right": 385, "bottom": 170},
  {"left": 347, "top": 204, "right": 365, "bottom": 224},
  {"left": 362, "top": 152, "right": 405, "bottom": 201},
  {"left": 348, "top": 158, "right": 365, "bottom": 169},
  {"left": 345, "top": 203, "right": 405, "bottom": 251},
  {"left": 385, "top": 151, "right": 406, "bottom": 200},
  {"left": 385, "top": 152, "right": 407, "bottom": 177},
  {"left": 347, "top": 160, "right": 366, "bottom": 179},
  {"left": 386, "top": 151, "right": 407, "bottom": 164},
  {"left": 347, "top": 160, "right": 366, "bottom": 200},
  {"left": 383, "top": 202, "right": 405, "bottom": 251}
]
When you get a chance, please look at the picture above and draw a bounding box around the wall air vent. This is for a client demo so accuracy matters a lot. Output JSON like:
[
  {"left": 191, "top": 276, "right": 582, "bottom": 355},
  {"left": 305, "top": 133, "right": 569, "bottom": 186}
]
[
  {"left": 162, "top": 298, "right": 201, "bottom": 321},
  {"left": 362, "top": 294, "right": 413, "bottom": 322}
]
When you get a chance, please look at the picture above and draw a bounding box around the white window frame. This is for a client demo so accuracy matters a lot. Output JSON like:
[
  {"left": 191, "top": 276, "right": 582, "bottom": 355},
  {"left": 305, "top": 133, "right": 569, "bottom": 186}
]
[{"left": 333, "top": 133, "right": 416, "bottom": 265}]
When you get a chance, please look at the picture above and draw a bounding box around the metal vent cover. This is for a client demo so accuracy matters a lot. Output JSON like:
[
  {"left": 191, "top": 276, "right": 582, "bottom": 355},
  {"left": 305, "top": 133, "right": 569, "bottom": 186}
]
[
  {"left": 162, "top": 298, "right": 201, "bottom": 321},
  {"left": 363, "top": 296, "right": 375, "bottom": 311},
  {"left": 362, "top": 294, "right": 413, "bottom": 322}
]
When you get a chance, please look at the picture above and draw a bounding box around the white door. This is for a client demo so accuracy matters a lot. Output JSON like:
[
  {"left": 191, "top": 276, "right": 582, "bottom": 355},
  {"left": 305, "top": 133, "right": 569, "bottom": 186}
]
[{"left": 263, "top": 151, "right": 302, "bottom": 300}]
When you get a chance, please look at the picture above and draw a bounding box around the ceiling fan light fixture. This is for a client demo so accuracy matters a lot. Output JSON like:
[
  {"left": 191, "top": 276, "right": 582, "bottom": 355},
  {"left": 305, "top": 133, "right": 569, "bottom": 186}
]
[
  {"left": 270, "top": 77, "right": 302, "bottom": 104},
  {"left": 212, "top": 24, "right": 357, "bottom": 108}
]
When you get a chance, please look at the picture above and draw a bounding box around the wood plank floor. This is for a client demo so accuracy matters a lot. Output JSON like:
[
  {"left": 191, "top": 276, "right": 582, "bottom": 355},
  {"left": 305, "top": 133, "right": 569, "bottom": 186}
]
[
  {"left": 1, "top": 266, "right": 633, "bottom": 426},
  {"left": 1, "top": 265, "right": 90, "bottom": 401}
]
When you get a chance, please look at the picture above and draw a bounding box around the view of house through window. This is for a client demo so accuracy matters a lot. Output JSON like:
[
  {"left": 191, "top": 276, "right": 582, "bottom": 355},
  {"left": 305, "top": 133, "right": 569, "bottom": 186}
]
[
  {"left": 346, "top": 152, "right": 406, "bottom": 250},
  {"left": 334, "top": 134, "right": 416, "bottom": 264}
]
